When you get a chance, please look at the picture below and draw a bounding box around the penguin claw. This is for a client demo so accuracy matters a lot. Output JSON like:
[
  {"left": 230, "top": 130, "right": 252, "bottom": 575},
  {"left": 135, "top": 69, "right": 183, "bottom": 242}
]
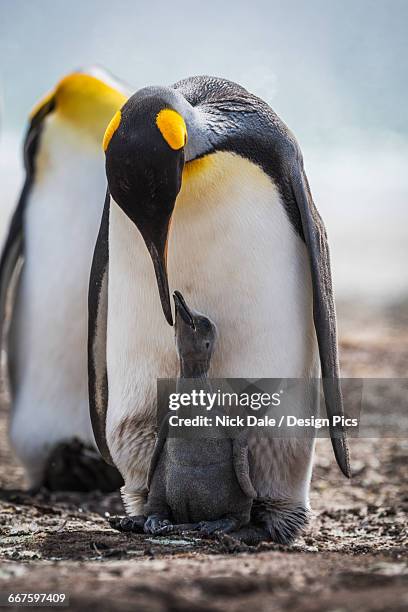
[
  {"left": 155, "top": 523, "right": 176, "bottom": 535},
  {"left": 144, "top": 515, "right": 173, "bottom": 534},
  {"left": 155, "top": 522, "right": 200, "bottom": 535},
  {"left": 196, "top": 518, "right": 238, "bottom": 536},
  {"left": 108, "top": 515, "right": 145, "bottom": 533}
]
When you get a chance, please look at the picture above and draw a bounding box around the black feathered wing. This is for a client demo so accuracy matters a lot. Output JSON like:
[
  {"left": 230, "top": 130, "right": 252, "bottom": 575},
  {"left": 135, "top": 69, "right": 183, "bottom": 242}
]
[
  {"left": 0, "top": 201, "right": 24, "bottom": 352},
  {"left": 289, "top": 158, "right": 351, "bottom": 477},
  {"left": 88, "top": 192, "right": 113, "bottom": 465}
]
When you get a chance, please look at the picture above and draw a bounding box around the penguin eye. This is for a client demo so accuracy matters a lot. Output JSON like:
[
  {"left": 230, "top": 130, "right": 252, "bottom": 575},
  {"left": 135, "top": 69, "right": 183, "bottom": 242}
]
[{"left": 205, "top": 341, "right": 210, "bottom": 349}]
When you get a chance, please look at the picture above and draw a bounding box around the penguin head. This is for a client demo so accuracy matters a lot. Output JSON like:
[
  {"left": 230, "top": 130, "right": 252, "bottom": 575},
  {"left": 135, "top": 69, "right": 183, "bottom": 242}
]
[
  {"left": 173, "top": 291, "right": 217, "bottom": 371},
  {"left": 103, "top": 88, "right": 191, "bottom": 326}
]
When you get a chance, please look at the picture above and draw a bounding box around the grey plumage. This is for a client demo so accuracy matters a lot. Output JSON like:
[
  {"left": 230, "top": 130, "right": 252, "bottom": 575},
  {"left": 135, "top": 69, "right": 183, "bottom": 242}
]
[{"left": 144, "top": 292, "right": 256, "bottom": 535}]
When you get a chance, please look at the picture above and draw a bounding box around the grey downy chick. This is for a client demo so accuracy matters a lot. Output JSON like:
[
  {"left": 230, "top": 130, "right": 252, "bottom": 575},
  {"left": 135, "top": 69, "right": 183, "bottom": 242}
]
[{"left": 143, "top": 291, "right": 256, "bottom": 536}]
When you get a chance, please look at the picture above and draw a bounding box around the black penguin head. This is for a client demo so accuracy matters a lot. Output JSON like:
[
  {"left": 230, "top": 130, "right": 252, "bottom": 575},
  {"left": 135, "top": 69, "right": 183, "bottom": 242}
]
[
  {"left": 103, "top": 90, "right": 188, "bottom": 325},
  {"left": 173, "top": 291, "right": 217, "bottom": 372}
]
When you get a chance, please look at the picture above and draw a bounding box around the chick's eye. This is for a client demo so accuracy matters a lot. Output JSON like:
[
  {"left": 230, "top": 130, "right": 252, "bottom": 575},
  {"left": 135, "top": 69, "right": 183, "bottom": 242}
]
[{"left": 205, "top": 341, "right": 210, "bottom": 349}]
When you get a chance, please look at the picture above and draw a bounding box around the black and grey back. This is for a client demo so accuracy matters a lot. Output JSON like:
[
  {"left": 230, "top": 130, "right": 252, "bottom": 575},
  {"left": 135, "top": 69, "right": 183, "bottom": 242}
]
[{"left": 143, "top": 291, "right": 255, "bottom": 535}]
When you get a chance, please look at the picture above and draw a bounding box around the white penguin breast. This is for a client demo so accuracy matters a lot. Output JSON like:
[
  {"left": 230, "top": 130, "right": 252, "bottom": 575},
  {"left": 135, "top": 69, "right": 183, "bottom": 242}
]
[
  {"left": 9, "top": 114, "right": 106, "bottom": 443},
  {"left": 107, "top": 152, "right": 318, "bottom": 425}
]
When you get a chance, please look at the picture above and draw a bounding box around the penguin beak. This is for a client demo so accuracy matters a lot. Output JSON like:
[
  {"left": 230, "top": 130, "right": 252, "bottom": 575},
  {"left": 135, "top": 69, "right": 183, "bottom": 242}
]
[
  {"left": 173, "top": 291, "right": 195, "bottom": 329},
  {"left": 141, "top": 217, "right": 173, "bottom": 326}
]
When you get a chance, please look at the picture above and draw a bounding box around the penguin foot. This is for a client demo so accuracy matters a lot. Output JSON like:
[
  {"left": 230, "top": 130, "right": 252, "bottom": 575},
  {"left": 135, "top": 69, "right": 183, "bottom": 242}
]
[
  {"left": 225, "top": 524, "right": 271, "bottom": 546},
  {"left": 43, "top": 438, "right": 124, "bottom": 493},
  {"left": 144, "top": 514, "right": 173, "bottom": 534},
  {"left": 251, "top": 497, "right": 309, "bottom": 545},
  {"left": 147, "top": 518, "right": 239, "bottom": 537},
  {"left": 147, "top": 522, "right": 199, "bottom": 535},
  {"left": 195, "top": 518, "right": 239, "bottom": 536},
  {"left": 108, "top": 515, "right": 145, "bottom": 533}
]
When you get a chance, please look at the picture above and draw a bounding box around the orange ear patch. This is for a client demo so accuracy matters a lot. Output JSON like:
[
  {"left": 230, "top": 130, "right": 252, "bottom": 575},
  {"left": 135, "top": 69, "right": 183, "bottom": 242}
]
[{"left": 156, "top": 109, "right": 187, "bottom": 150}]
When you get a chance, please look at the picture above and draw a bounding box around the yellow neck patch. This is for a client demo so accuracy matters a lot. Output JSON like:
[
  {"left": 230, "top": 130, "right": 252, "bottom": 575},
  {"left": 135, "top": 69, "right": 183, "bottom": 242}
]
[
  {"left": 156, "top": 109, "right": 187, "bottom": 150},
  {"left": 177, "top": 153, "right": 219, "bottom": 209},
  {"left": 29, "top": 72, "right": 127, "bottom": 143}
]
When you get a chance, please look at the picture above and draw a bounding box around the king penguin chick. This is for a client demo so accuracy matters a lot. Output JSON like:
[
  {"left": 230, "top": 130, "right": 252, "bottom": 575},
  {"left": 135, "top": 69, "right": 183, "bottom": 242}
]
[{"left": 143, "top": 291, "right": 256, "bottom": 536}]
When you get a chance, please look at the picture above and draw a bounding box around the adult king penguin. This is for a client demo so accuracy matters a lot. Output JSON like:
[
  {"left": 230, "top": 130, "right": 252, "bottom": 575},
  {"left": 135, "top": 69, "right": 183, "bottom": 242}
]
[
  {"left": 0, "top": 68, "right": 127, "bottom": 491},
  {"left": 89, "top": 76, "right": 350, "bottom": 542}
]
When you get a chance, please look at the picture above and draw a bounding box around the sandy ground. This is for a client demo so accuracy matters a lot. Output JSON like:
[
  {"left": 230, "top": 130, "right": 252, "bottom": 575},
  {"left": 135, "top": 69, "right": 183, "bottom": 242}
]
[{"left": 0, "top": 303, "right": 407, "bottom": 611}]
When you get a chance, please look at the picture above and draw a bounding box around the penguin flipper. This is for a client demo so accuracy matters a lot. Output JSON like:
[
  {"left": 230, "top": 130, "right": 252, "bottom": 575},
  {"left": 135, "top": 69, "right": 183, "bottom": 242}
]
[
  {"left": 88, "top": 192, "right": 113, "bottom": 465},
  {"left": 290, "top": 160, "right": 351, "bottom": 478},
  {"left": 0, "top": 203, "right": 24, "bottom": 348},
  {"left": 232, "top": 432, "right": 257, "bottom": 498},
  {"left": 147, "top": 414, "right": 170, "bottom": 489}
]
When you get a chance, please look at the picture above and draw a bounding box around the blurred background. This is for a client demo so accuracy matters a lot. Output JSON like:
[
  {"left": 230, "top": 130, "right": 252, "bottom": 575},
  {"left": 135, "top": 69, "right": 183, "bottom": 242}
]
[{"left": 0, "top": 0, "right": 407, "bottom": 305}]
